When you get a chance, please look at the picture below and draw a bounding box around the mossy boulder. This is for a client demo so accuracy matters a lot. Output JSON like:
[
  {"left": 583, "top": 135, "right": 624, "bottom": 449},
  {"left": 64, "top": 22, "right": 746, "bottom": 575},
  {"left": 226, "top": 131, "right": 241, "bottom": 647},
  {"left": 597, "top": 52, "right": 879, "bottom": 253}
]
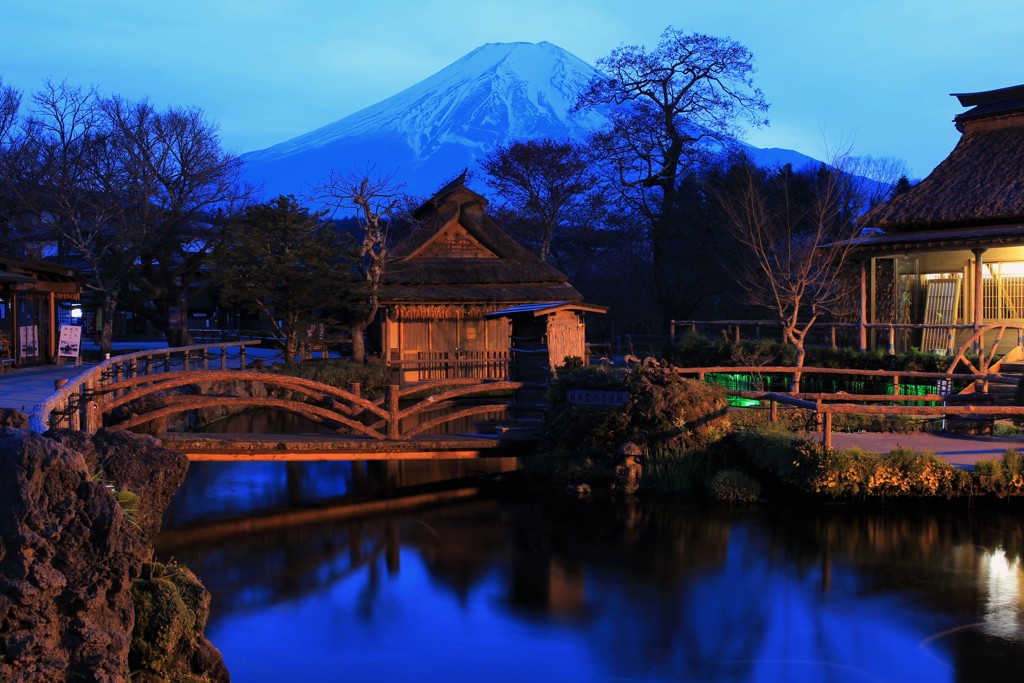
[
  {"left": 540, "top": 358, "right": 730, "bottom": 479},
  {"left": 130, "top": 562, "right": 227, "bottom": 683}
]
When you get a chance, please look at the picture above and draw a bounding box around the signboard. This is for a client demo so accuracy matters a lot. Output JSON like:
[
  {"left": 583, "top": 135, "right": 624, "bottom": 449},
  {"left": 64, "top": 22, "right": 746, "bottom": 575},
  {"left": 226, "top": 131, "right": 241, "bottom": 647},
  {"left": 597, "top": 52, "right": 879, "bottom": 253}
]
[
  {"left": 18, "top": 325, "right": 38, "bottom": 359},
  {"left": 936, "top": 379, "right": 953, "bottom": 397},
  {"left": 58, "top": 324, "right": 82, "bottom": 358},
  {"left": 567, "top": 389, "right": 629, "bottom": 408}
]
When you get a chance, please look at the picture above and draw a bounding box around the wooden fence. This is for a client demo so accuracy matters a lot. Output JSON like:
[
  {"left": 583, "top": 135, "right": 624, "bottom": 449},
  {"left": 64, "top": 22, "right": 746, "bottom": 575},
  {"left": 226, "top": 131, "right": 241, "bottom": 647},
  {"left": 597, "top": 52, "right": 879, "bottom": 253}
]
[{"left": 676, "top": 365, "right": 1024, "bottom": 449}]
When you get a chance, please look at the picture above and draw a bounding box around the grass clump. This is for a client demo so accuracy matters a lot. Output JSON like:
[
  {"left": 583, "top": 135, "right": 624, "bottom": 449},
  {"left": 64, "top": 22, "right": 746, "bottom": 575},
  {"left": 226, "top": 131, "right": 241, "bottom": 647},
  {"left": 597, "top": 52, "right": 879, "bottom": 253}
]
[{"left": 266, "top": 358, "right": 394, "bottom": 399}]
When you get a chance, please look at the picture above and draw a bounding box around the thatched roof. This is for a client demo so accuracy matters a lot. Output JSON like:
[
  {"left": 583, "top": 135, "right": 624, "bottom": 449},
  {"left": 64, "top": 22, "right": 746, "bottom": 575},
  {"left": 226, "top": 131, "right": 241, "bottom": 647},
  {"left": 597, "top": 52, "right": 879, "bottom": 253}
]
[
  {"left": 382, "top": 180, "right": 582, "bottom": 305},
  {"left": 864, "top": 84, "right": 1024, "bottom": 232}
]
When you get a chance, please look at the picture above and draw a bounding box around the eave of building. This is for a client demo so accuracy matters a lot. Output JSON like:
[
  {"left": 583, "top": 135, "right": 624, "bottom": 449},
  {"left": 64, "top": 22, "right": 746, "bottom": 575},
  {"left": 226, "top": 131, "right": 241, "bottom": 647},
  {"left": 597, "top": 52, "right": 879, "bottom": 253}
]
[{"left": 843, "top": 224, "right": 1024, "bottom": 256}]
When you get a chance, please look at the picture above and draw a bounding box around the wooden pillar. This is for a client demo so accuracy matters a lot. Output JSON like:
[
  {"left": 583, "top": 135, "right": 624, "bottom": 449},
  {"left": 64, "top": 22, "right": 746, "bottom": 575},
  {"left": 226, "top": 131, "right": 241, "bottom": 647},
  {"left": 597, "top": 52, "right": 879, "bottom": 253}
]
[
  {"left": 823, "top": 412, "right": 833, "bottom": 450},
  {"left": 386, "top": 384, "right": 401, "bottom": 440},
  {"left": 973, "top": 248, "right": 986, "bottom": 353},
  {"left": 859, "top": 260, "right": 868, "bottom": 351},
  {"left": 49, "top": 291, "right": 56, "bottom": 361}
]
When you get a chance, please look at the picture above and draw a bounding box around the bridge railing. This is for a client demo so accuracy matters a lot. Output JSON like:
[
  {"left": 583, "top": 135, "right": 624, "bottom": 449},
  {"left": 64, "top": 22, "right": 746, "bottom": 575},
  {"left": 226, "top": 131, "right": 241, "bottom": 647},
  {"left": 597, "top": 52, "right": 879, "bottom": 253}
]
[{"left": 28, "top": 341, "right": 264, "bottom": 433}]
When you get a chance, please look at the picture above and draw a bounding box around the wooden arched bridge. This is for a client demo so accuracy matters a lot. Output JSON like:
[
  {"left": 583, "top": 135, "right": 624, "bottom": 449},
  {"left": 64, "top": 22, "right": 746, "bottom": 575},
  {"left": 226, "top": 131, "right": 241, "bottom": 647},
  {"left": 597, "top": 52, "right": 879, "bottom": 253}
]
[{"left": 28, "top": 342, "right": 532, "bottom": 461}]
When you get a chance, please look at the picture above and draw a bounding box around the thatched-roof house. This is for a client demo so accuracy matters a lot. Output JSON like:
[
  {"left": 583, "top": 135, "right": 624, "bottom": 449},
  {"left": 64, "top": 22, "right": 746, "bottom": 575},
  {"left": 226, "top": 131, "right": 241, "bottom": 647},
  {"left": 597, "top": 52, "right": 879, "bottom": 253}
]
[
  {"left": 377, "top": 177, "right": 583, "bottom": 380},
  {"left": 851, "top": 84, "right": 1024, "bottom": 354}
]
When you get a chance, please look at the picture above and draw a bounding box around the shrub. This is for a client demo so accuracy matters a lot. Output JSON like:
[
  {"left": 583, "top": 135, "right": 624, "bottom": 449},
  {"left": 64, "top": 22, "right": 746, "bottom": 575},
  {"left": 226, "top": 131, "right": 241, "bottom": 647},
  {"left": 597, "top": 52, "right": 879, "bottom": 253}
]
[
  {"left": 642, "top": 450, "right": 718, "bottom": 494},
  {"left": 973, "top": 450, "right": 1024, "bottom": 497},
  {"left": 267, "top": 358, "right": 394, "bottom": 399},
  {"left": 540, "top": 358, "right": 731, "bottom": 479},
  {"left": 709, "top": 468, "right": 761, "bottom": 504}
]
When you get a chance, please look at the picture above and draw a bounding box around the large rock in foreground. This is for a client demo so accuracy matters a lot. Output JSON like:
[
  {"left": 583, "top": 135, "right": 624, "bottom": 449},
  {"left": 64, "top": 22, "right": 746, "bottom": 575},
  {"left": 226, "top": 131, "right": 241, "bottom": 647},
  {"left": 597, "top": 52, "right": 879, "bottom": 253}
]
[{"left": 0, "top": 426, "right": 226, "bottom": 682}]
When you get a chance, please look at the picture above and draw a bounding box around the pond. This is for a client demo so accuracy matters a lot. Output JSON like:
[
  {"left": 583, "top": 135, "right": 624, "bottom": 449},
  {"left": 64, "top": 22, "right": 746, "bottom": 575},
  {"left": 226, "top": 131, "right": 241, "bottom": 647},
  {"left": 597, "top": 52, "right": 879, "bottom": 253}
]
[{"left": 156, "top": 460, "right": 1024, "bottom": 683}]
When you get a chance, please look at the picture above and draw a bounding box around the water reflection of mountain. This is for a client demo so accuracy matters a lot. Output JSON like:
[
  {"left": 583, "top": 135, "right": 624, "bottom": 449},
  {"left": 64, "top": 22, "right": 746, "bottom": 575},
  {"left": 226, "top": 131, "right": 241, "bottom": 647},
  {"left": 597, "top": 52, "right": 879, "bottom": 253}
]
[{"left": 157, "top": 469, "right": 1024, "bottom": 681}]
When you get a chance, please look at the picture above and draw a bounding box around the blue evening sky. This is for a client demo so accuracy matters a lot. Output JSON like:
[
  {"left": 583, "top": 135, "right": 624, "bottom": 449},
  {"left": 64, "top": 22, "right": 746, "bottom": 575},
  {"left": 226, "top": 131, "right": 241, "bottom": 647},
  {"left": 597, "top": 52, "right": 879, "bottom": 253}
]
[{"left": 1, "top": 0, "right": 1020, "bottom": 178}]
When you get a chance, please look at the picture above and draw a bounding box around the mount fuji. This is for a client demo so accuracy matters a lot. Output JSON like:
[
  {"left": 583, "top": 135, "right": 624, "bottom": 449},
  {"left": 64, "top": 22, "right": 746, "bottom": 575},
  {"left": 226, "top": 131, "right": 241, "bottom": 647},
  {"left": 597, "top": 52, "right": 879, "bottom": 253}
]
[{"left": 241, "top": 41, "right": 820, "bottom": 199}]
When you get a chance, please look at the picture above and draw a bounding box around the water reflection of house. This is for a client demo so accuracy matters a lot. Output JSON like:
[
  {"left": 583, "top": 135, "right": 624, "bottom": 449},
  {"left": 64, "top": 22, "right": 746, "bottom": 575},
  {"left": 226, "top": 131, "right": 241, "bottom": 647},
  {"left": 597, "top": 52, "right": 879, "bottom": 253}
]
[
  {"left": 377, "top": 177, "right": 584, "bottom": 382},
  {"left": 852, "top": 84, "right": 1024, "bottom": 354},
  {"left": 0, "top": 254, "right": 82, "bottom": 365}
]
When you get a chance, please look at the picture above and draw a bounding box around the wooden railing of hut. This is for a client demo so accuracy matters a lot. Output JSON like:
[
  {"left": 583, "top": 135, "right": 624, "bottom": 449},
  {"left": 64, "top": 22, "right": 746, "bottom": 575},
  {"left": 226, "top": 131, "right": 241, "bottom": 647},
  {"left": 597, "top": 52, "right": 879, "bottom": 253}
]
[
  {"left": 670, "top": 319, "right": 984, "bottom": 354},
  {"left": 397, "top": 350, "right": 511, "bottom": 381}
]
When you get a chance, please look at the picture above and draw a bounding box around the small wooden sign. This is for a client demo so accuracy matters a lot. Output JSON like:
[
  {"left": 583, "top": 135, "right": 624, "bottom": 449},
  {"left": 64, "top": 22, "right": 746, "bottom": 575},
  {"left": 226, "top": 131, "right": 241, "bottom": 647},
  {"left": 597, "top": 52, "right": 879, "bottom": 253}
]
[
  {"left": 936, "top": 378, "right": 953, "bottom": 397},
  {"left": 58, "top": 324, "right": 82, "bottom": 358},
  {"left": 567, "top": 389, "right": 628, "bottom": 407}
]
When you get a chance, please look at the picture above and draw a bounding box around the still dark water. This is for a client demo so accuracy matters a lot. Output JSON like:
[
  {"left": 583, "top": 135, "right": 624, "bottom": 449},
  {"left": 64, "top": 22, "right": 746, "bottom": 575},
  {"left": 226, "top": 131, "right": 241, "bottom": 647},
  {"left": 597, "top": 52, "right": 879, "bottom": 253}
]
[{"left": 156, "top": 457, "right": 1024, "bottom": 683}]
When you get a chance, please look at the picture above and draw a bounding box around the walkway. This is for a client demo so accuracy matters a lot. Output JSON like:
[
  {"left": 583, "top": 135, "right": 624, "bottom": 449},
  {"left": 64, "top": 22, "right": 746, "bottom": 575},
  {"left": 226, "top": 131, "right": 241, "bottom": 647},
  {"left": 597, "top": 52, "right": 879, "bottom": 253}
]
[
  {"left": 821, "top": 431, "right": 1024, "bottom": 468},
  {"left": 0, "top": 345, "right": 286, "bottom": 413},
  {"left": 0, "top": 362, "right": 96, "bottom": 412}
]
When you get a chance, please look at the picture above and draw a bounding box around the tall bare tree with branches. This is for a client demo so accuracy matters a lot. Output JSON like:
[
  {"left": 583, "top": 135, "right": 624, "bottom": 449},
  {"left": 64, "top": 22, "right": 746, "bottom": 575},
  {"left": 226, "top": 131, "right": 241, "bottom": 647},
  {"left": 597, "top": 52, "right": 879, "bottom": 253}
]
[
  {"left": 576, "top": 27, "right": 769, "bottom": 325},
  {"left": 310, "top": 170, "right": 406, "bottom": 362},
  {"left": 480, "top": 138, "right": 596, "bottom": 264},
  {"left": 715, "top": 154, "right": 902, "bottom": 390}
]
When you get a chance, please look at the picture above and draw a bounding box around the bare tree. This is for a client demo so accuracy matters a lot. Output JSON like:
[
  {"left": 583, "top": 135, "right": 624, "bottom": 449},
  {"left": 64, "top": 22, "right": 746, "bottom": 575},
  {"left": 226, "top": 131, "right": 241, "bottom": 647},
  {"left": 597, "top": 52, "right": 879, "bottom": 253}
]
[
  {"left": 22, "top": 79, "right": 140, "bottom": 354},
  {"left": 480, "top": 138, "right": 595, "bottom": 263},
  {"left": 576, "top": 27, "right": 769, "bottom": 325},
  {"left": 101, "top": 96, "right": 250, "bottom": 345},
  {"left": 15, "top": 81, "right": 248, "bottom": 354},
  {"left": 310, "top": 170, "right": 405, "bottom": 363},
  {"left": 715, "top": 155, "right": 874, "bottom": 390}
]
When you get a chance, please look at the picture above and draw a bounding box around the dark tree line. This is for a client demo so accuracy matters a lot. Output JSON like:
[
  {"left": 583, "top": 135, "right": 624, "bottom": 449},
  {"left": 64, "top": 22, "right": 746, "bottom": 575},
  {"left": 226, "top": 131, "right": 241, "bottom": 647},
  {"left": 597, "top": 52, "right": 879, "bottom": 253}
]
[
  {"left": 0, "top": 77, "right": 252, "bottom": 354},
  {"left": 478, "top": 27, "right": 906, "bottom": 350},
  {"left": 0, "top": 75, "right": 408, "bottom": 363}
]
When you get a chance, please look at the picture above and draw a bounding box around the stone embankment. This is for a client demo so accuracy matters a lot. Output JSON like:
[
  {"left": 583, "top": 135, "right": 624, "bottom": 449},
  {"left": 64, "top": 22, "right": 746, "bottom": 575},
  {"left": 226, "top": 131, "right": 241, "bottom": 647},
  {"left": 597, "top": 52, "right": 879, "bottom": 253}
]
[{"left": 0, "top": 408, "right": 227, "bottom": 682}]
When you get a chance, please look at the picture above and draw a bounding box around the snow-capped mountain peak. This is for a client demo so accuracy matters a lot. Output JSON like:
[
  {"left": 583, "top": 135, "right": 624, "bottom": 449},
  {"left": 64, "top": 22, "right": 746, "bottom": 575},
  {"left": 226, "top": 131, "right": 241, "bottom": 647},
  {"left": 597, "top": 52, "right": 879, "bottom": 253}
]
[
  {"left": 243, "top": 41, "right": 608, "bottom": 197},
  {"left": 241, "top": 41, "right": 817, "bottom": 199}
]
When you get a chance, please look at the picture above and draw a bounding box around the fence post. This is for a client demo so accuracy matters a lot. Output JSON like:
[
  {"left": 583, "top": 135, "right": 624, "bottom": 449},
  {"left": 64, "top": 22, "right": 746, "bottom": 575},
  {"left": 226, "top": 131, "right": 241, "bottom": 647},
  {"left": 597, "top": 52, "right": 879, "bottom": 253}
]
[
  {"left": 893, "top": 374, "right": 901, "bottom": 396},
  {"left": 239, "top": 346, "right": 246, "bottom": 370},
  {"left": 823, "top": 411, "right": 833, "bottom": 450},
  {"left": 770, "top": 399, "right": 778, "bottom": 423},
  {"left": 831, "top": 326, "right": 837, "bottom": 350},
  {"left": 887, "top": 325, "right": 896, "bottom": 355},
  {"left": 386, "top": 384, "right": 401, "bottom": 440}
]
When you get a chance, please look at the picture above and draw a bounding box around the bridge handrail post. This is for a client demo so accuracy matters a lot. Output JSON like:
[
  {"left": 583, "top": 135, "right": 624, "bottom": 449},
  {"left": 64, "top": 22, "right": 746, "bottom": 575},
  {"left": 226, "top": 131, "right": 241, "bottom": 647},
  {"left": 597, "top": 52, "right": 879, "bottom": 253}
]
[
  {"left": 163, "top": 352, "right": 170, "bottom": 373},
  {"left": 240, "top": 346, "right": 246, "bottom": 370},
  {"left": 350, "top": 383, "right": 362, "bottom": 419},
  {"left": 386, "top": 384, "right": 401, "bottom": 440},
  {"left": 81, "top": 377, "right": 96, "bottom": 434},
  {"left": 220, "top": 347, "right": 227, "bottom": 370},
  {"left": 203, "top": 350, "right": 209, "bottom": 370}
]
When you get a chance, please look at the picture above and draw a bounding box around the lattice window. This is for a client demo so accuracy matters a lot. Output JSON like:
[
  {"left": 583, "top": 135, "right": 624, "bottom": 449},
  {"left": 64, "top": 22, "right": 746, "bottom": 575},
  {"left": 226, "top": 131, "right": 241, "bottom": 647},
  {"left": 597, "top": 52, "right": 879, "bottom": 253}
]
[{"left": 983, "top": 262, "right": 1024, "bottom": 321}]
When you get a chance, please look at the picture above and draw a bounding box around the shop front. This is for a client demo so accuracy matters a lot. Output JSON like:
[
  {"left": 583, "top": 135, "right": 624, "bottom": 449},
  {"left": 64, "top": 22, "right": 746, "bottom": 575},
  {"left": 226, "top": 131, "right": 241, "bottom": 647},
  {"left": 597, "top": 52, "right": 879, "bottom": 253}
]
[{"left": 0, "top": 255, "right": 82, "bottom": 366}]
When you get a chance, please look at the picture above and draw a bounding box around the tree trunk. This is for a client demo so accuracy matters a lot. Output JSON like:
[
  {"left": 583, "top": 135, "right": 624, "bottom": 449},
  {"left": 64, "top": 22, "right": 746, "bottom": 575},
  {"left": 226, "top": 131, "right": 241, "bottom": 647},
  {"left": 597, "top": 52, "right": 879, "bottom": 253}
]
[
  {"left": 100, "top": 297, "right": 117, "bottom": 357},
  {"left": 792, "top": 342, "right": 806, "bottom": 393},
  {"left": 351, "top": 322, "right": 367, "bottom": 363}
]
